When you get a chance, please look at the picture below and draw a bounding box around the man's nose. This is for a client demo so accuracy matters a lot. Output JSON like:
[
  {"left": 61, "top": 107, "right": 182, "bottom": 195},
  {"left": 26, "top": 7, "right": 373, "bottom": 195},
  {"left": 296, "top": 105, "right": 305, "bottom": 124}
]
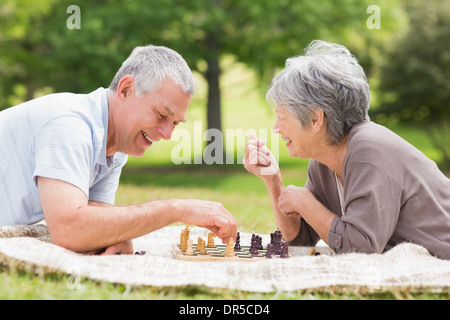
[{"left": 157, "top": 123, "right": 174, "bottom": 140}]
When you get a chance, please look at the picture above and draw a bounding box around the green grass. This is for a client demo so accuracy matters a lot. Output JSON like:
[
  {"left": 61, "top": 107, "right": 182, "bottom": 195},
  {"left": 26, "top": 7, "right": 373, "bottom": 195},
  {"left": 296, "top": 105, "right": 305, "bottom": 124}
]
[
  {"left": 2, "top": 268, "right": 449, "bottom": 300},
  {"left": 1, "top": 60, "right": 448, "bottom": 300}
]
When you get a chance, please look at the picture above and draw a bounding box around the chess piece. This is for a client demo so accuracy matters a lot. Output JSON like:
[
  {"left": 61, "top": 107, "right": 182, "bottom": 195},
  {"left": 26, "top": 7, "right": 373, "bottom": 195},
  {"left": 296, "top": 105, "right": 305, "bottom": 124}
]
[
  {"left": 234, "top": 232, "right": 241, "bottom": 250},
  {"left": 250, "top": 238, "right": 259, "bottom": 255},
  {"left": 185, "top": 239, "right": 194, "bottom": 255},
  {"left": 273, "top": 230, "right": 282, "bottom": 255},
  {"left": 180, "top": 232, "right": 186, "bottom": 251},
  {"left": 280, "top": 240, "right": 289, "bottom": 258},
  {"left": 207, "top": 232, "right": 216, "bottom": 248},
  {"left": 225, "top": 238, "right": 235, "bottom": 257},
  {"left": 250, "top": 234, "right": 259, "bottom": 249},
  {"left": 265, "top": 243, "right": 274, "bottom": 259},
  {"left": 197, "top": 237, "right": 207, "bottom": 255},
  {"left": 257, "top": 235, "right": 263, "bottom": 250},
  {"left": 180, "top": 226, "right": 190, "bottom": 252}
]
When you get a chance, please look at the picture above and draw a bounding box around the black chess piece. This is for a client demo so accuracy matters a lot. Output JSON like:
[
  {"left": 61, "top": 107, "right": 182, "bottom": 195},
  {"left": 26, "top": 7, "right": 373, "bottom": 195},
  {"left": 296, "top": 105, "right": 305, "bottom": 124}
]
[
  {"left": 265, "top": 243, "right": 274, "bottom": 259},
  {"left": 234, "top": 232, "right": 241, "bottom": 250},
  {"left": 250, "top": 238, "right": 259, "bottom": 255},
  {"left": 280, "top": 240, "right": 289, "bottom": 258},
  {"left": 257, "top": 235, "right": 263, "bottom": 250},
  {"left": 272, "top": 229, "right": 283, "bottom": 255}
]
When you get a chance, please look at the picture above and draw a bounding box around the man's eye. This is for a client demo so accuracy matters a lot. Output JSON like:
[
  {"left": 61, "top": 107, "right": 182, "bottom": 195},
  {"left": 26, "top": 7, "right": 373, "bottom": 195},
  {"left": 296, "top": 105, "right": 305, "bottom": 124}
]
[{"left": 158, "top": 112, "right": 167, "bottom": 119}]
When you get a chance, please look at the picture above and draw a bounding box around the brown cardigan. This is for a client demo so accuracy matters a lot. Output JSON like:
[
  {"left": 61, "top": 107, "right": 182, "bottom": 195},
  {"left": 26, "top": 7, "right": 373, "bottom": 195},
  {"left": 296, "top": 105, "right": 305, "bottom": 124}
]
[{"left": 290, "top": 121, "right": 450, "bottom": 259}]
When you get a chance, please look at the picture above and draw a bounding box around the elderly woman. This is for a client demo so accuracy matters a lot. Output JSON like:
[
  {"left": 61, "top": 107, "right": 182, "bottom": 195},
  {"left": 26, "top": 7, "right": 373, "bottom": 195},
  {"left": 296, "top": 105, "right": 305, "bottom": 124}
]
[{"left": 244, "top": 40, "right": 450, "bottom": 259}]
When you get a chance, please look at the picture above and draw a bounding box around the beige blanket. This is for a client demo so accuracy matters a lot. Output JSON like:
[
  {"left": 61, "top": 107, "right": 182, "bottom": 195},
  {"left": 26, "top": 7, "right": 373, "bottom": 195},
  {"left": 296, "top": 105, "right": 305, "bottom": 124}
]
[{"left": 1, "top": 224, "right": 449, "bottom": 293}]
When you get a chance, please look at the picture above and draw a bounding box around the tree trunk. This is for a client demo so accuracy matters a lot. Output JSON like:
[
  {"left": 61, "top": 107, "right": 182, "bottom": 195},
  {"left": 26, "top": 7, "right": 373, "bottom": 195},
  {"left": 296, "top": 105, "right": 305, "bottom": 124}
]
[{"left": 204, "top": 32, "right": 224, "bottom": 164}]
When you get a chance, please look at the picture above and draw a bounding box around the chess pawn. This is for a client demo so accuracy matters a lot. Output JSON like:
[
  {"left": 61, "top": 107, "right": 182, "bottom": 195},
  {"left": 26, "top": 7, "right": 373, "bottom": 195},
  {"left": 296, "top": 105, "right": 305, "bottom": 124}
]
[
  {"left": 265, "top": 243, "right": 274, "bottom": 259},
  {"left": 225, "top": 238, "right": 235, "bottom": 258},
  {"left": 250, "top": 239, "right": 259, "bottom": 255},
  {"left": 185, "top": 239, "right": 194, "bottom": 255},
  {"left": 257, "top": 235, "right": 263, "bottom": 250},
  {"left": 198, "top": 238, "right": 207, "bottom": 255},
  {"left": 280, "top": 240, "right": 289, "bottom": 258}
]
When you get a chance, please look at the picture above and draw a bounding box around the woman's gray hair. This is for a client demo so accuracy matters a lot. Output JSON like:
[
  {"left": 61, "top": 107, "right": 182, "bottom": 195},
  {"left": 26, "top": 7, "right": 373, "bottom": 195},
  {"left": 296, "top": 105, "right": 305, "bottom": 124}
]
[
  {"left": 109, "top": 45, "right": 195, "bottom": 96},
  {"left": 267, "top": 40, "right": 370, "bottom": 145}
]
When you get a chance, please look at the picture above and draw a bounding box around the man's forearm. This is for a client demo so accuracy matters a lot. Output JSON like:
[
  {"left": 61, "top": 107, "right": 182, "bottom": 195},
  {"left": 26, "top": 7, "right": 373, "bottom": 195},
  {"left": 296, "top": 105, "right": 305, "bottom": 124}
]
[
  {"left": 52, "top": 199, "right": 181, "bottom": 252},
  {"left": 39, "top": 176, "right": 236, "bottom": 253}
]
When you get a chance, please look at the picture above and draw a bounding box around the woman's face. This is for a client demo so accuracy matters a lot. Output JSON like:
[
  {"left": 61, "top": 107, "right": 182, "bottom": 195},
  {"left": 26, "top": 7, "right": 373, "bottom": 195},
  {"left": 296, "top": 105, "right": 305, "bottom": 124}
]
[{"left": 273, "top": 106, "right": 317, "bottom": 159}]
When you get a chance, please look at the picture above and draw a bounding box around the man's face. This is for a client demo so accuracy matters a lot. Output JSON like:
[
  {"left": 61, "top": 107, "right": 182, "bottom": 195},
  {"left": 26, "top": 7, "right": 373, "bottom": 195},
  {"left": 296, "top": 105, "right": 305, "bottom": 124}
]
[{"left": 113, "top": 78, "right": 191, "bottom": 158}]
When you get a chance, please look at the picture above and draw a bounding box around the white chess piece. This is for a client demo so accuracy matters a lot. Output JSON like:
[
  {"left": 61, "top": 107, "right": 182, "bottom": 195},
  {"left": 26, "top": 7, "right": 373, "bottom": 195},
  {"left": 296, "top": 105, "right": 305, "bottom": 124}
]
[{"left": 185, "top": 239, "right": 194, "bottom": 255}]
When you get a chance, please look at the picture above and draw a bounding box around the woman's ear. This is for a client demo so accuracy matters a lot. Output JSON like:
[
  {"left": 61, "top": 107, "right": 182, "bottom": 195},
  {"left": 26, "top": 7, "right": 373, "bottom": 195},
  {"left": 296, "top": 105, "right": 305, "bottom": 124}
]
[{"left": 311, "top": 109, "right": 325, "bottom": 133}]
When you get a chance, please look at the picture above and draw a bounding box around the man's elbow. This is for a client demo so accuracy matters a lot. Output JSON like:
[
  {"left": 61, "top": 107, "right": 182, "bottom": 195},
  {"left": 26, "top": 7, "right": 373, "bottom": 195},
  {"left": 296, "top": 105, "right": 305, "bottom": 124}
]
[
  {"left": 49, "top": 226, "right": 86, "bottom": 252},
  {"left": 46, "top": 209, "right": 89, "bottom": 252}
]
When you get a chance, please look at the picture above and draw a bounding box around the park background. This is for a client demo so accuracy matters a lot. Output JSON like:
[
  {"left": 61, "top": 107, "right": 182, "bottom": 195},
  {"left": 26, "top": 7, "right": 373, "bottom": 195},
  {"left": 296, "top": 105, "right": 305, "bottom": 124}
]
[{"left": 0, "top": 0, "right": 449, "bottom": 299}]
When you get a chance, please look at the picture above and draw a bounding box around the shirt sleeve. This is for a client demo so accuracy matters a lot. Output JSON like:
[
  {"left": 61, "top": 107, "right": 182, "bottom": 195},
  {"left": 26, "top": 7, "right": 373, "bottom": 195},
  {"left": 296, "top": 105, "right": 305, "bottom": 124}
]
[
  {"left": 328, "top": 161, "right": 401, "bottom": 254},
  {"left": 88, "top": 153, "right": 128, "bottom": 204},
  {"left": 32, "top": 116, "right": 93, "bottom": 197}
]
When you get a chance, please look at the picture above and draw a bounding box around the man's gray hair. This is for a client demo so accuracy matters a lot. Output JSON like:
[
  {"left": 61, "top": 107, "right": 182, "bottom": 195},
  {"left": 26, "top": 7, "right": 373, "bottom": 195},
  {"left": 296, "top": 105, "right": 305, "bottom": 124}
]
[
  {"left": 109, "top": 45, "right": 195, "bottom": 96},
  {"left": 266, "top": 40, "right": 370, "bottom": 145}
]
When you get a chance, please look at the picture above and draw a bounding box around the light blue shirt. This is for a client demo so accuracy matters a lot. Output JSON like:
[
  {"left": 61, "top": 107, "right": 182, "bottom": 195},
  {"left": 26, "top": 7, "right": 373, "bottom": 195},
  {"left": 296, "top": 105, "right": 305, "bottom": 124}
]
[{"left": 0, "top": 88, "right": 128, "bottom": 225}]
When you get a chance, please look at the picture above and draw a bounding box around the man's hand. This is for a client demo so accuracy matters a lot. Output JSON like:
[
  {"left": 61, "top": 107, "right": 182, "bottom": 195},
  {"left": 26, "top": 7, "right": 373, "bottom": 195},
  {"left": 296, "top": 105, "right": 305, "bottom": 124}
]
[
  {"left": 84, "top": 240, "right": 134, "bottom": 255},
  {"left": 175, "top": 199, "right": 237, "bottom": 244},
  {"left": 243, "top": 133, "right": 280, "bottom": 178}
]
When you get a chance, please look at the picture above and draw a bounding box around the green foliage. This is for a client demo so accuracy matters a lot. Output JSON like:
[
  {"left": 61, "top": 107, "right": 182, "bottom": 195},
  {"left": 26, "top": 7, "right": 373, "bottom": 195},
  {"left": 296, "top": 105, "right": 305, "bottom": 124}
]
[
  {"left": 1, "top": 0, "right": 443, "bottom": 164},
  {"left": 1, "top": 1, "right": 400, "bottom": 105},
  {"left": 0, "top": 0, "right": 58, "bottom": 106},
  {"left": 375, "top": 0, "right": 450, "bottom": 168}
]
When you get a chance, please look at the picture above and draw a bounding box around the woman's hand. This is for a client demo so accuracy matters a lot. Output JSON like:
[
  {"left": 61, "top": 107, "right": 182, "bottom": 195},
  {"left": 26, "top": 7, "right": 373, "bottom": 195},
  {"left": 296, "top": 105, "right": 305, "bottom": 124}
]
[
  {"left": 277, "top": 185, "right": 313, "bottom": 217},
  {"left": 243, "top": 133, "right": 280, "bottom": 179}
]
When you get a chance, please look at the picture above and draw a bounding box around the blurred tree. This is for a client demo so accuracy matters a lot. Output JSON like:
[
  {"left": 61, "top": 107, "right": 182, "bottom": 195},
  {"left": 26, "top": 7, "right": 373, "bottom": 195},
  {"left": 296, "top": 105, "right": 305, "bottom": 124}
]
[
  {"left": 0, "top": 0, "right": 58, "bottom": 106},
  {"left": 1, "top": 0, "right": 403, "bottom": 160},
  {"left": 374, "top": 0, "right": 450, "bottom": 168}
]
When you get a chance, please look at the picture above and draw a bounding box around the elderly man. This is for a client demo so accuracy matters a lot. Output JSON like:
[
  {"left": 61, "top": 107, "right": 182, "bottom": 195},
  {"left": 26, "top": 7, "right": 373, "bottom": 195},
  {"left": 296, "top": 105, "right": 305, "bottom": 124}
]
[{"left": 0, "top": 45, "right": 236, "bottom": 255}]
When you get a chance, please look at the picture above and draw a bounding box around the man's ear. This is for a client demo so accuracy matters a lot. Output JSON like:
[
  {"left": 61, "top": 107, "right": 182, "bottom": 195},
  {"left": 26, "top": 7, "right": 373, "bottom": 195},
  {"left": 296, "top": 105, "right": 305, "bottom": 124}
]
[
  {"left": 311, "top": 109, "right": 325, "bottom": 133},
  {"left": 116, "top": 75, "right": 135, "bottom": 101}
]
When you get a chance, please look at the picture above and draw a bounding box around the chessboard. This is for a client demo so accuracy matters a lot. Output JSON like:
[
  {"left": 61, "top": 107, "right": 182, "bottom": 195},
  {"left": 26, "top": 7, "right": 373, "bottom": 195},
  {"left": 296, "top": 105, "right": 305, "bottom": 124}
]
[{"left": 172, "top": 227, "right": 290, "bottom": 262}]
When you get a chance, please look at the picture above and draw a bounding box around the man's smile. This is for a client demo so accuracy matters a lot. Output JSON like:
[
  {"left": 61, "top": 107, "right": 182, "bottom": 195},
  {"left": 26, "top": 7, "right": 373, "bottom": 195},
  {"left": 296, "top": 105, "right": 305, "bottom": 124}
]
[{"left": 142, "top": 130, "right": 154, "bottom": 143}]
